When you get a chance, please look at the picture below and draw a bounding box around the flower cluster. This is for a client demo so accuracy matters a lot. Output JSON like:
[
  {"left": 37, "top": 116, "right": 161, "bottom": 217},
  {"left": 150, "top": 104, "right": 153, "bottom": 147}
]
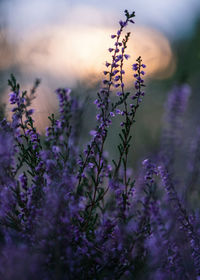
[{"left": 0, "top": 9, "right": 199, "bottom": 280}]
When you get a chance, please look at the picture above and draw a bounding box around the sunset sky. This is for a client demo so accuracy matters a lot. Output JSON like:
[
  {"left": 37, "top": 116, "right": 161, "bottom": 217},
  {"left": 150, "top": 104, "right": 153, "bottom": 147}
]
[{"left": 2, "top": 0, "right": 198, "bottom": 81}]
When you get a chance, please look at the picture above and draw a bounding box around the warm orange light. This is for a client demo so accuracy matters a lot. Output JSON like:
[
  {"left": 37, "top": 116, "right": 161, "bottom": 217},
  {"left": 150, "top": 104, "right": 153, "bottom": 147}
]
[
  {"left": 1, "top": 24, "right": 175, "bottom": 82},
  {"left": 0, "top": 30, "right": 15, "bottom": 70},
  {"left": 1, "top": 23, "right": 175, "bottom": 132},
  {"left": 124, "top": 26, "right": 175, "bottom": 80}
]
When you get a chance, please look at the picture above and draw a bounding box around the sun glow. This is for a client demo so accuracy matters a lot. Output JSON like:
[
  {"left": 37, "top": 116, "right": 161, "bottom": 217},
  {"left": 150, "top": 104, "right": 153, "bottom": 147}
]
[
  {"left": 1, "top": 24, "right": 174, "bottom": 82},
  {"left": 1, "top": 23, "right": 175, "bottom": 132}
]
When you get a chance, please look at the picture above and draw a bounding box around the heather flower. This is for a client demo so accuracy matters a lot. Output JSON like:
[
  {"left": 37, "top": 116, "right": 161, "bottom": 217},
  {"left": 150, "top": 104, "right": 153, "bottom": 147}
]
[
  {"left": 115, "top": 109, "right": 122, "bottom": 115},
  {"left": 52, "top": 145, "right": 60, "bottom": 153},
  {"left": 9, "top": 91, "right": 19, "bottom": 104},
  {"left": 114, "top": 75, "right": 120, "bottom": 81},
  {"left": 159, "top": 165, "right": 200, "bottom": 277},
  {"left": 26, "top": 109, "right": 34, "bottom": 116},
  {"left": 116, "top": 91, "right": 123, "bottom": 96},
  {"left": 119, "top": 20, "right": 126, "bottom": 27},
  {"left": 1, "top": 8, "right": 199, "bottom": 279},
  {"left": 105, "top": 61, "right": 110, "bottom": 67},
  {"left": 132, "top": 63, "right": 138, "bottom": 71},
  {"left": 114, "top": 83, "right": 120, "bottom": 88},
  {"left": 18, "top": 173, "right": 28, "bottom": 190},
  {"left": 77, "top": 10, "right": 137, "bottom": 195},
  {"left": 89, "top": 130, "right": 97, "bottom": 137},
  {"left": 124, "top": 54, "right": 130, "bottom": 60}
]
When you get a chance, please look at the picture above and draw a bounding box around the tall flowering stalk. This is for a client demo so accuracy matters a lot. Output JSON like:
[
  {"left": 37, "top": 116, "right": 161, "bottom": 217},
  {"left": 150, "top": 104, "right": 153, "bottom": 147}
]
[
  {"left": 159, "top": 165, "right": 200, "bottom": 277},
  {"left": 77, "top": 11, "right": 136, "bottom": 185},
  {"left": 76, "top": 10, "right": 146, "bottom": 231},
  {"left": 112, "top": 56, "right": 146, "bottom": 212},
  {"left": 8, "top": 74, "right": 42, "bottom": 176}
]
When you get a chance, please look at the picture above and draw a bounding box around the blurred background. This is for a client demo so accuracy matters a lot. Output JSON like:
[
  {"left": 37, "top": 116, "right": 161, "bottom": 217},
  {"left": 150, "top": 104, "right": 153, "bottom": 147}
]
[{"left": 0, "top": 0, "right": 200, "bottom": 167}]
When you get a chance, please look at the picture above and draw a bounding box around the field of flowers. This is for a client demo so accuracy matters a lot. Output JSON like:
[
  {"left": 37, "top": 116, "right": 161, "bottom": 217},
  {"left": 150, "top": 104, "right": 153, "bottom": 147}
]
[{"left": 0, "top": 10, "right": 200, "bottom": 279}]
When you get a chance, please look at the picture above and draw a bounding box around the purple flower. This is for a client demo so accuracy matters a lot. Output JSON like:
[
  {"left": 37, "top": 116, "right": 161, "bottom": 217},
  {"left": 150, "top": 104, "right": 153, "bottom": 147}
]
[
  {"left": 117, "top": 91, "right": 123, "bottom": 96},
  {"left": 6, "top": 12, "right": 200, "bottom": 280},
  {"left": 114, "top": 75, "right": 120, "bottom": 82},
  {"left": 113, "top": 70, "right": 119, "bottom": 75},
  {"left": 96, "top": 114, "right": 101, "bottom": 120},
  {"left": 26, "top": 109, "right": 34, "bottom": 115},
  {"left": 88, "top": 162, "right": 94, "bottom": 169},
  {"left": 132, "top": 63, "right": 138, "bottom": 71},
  {"left": 103, "top": 79, "right": 109, "bottom": 85},
  {"left": 124, "top": 54, "right": 130, "bottom": 60},
  {"left": 19, "top": 173, "right": 28, "bottom": 190},
  {"left": 115, "top": 55, "right": 122, "bottom": 62},
  {"left": 9, "top": 92, "right": 19, "bottom": 104},
  {"left": 159, "top": 165, "right": 200, "bottom": 276},
  {"left": 89, "top": 130, "right": 97, "bottom": 137},
  {"left": 115, "top": 109, "right": 122, "bottom": 115},
  {"left": 105, "top": 61, "right": 110, "bottom": 67},
  {"left": 52, "top": 146, "right": 60, "bottom": 153},
  {"left": 114, "top": 83, "right": 120, "bottom": 88},
  {"left": 117, "top": 30, "right": 121, "bottom": 36},
  {"left": 119, "top": 20, "right": 127, "bottom": 28},
  {"left": 112, "top": 63, "right": 119, "bottom": 68}
]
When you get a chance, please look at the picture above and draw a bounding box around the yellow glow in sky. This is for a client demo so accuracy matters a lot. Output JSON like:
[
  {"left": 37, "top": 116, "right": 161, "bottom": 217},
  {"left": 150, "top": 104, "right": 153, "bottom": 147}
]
[
  {"left": 1, "top": 23, "right": 175, "bottom": 131},
  {"left": 1, "top": 24, "right": 174, "bottom": 82}
]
